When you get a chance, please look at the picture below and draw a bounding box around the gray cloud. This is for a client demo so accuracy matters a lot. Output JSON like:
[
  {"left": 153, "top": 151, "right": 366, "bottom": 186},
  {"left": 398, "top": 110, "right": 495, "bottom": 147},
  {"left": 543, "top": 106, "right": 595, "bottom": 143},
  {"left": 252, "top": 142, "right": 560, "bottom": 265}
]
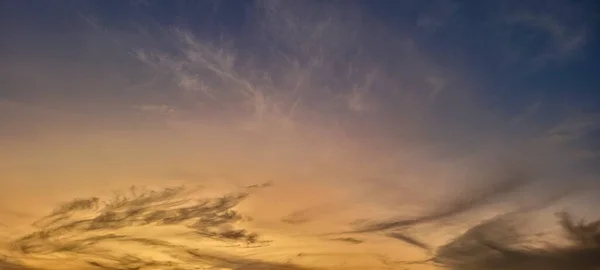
[
  {"left": 348, "top": 171, "right": 529, "bottom": 234},
  {"left": 3, "top": 186, "right": 311, "bottom": 269},
  {"left": 429, "top": 212, "right": 600, "bottom": 270}
]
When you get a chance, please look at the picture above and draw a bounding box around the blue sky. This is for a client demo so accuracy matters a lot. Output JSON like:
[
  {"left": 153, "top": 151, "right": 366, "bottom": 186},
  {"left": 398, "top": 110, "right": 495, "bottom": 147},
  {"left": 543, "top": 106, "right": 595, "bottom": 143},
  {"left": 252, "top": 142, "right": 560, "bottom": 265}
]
[{"left": 3, "top": 0, "right": 599, "bottom": 105}]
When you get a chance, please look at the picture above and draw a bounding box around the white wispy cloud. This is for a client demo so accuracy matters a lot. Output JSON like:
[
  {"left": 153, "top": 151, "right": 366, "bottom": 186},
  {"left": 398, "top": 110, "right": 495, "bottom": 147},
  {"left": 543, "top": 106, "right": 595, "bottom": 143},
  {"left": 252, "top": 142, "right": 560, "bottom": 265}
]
[
  {"left": 416, "top": 0, "right": 459, "bottom": 31},
  {"left": 511, "top": 101, "right": 542, "bottom": 124},
  {"left": 426, "top": 76, "right": 447, "bottom": 99},
  {"left": 545, "top": 113, "right": 599, "bottom": 144},
  {"left": 501, "top": 1, "right": 591, "bottom": 65}
]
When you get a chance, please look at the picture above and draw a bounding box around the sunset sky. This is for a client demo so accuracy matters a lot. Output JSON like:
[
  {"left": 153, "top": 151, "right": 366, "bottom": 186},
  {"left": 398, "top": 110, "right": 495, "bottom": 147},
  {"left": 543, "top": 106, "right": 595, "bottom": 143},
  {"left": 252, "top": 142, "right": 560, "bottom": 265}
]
[{"left": 1, "top": 1, "right": 600, "bottom": 269}]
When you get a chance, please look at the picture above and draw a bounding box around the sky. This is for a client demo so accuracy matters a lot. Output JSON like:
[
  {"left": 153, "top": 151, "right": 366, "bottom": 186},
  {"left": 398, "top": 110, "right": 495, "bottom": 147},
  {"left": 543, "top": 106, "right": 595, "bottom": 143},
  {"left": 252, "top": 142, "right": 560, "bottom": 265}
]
[{"left": 1, "top": 0, "right": 599, "bottom": 269}]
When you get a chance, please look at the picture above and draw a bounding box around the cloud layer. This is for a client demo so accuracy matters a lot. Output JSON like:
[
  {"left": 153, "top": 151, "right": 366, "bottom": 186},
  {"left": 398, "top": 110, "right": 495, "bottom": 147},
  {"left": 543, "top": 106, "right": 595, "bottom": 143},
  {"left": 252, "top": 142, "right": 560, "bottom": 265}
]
[{"left": 1, "top": 0, "right": 599, "bottom": 269}]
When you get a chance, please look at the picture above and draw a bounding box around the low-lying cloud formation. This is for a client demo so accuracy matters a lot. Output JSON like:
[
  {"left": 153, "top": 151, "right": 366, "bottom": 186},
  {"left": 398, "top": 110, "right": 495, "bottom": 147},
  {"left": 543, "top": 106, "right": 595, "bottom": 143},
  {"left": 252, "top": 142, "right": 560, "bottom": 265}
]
[
  {"left": 3, "top": 185, "right": 312, "bottom": 269},
  {"left": 340, "top": 176, "right": 600, "bottom": 270},
  {"left": 3, "top": 180, "right": 598, "bottom": 269},
  {"left": 436, "top": 213, "right": 599, "bottom": 269}
]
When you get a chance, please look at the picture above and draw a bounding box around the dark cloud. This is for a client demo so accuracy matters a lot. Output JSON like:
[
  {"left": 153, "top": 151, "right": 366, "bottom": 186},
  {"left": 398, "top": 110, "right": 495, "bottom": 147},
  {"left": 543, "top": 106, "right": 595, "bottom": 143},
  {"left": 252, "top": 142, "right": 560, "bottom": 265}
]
[
  {"left": 184, "top": 249, "right": 311, "bottom": 270},
  {"left": 345, "top": 173, "right": 599, "bottom": 270},
  {"left": 329, "top": 237, "right": 364, "bottom": 244},
  {"left": 428, "top": 212, "right": 600, "bottom": 270},
  {"left": 0, "top": 259, "right": 35, "bottom": 270},
  {"left": 4, "top": 186, "right": 309, "bottom": 270},
  {"left": 281, "top": 212, "right": 312, "bottom": 225},
  {"left": 245, "top": 181, "right": 274, "bottom": 189},
  {"left": 386, "top": 232, "right": 430, "bottom": 251},
  {"left": 350, "top": 170, "right": 530, "bottom": 233}
]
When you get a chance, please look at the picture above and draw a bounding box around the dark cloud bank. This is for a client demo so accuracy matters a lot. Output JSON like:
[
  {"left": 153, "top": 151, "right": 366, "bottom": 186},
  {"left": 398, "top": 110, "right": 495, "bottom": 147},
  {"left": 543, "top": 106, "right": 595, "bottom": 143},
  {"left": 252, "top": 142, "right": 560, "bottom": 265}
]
[
  {"left": 337, "top": 171, "right": 600, "bottom": 270},
  {"left": 2, "top": 178, "right": 599, "bottom": 269},
  {"left": 2, "top": 186, "right": 310, "bottom": 270}
]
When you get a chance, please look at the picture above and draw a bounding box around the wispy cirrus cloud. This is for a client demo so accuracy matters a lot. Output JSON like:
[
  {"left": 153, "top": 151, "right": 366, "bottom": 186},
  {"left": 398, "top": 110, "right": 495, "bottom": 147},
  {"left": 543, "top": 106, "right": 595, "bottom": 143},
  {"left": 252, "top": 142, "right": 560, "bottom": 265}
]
[
  {"left": 3, "top": 185, "right": 312, "bottom": 270},
  {"left": 496, "top": 0, "right": 594, "bottom": 67}
]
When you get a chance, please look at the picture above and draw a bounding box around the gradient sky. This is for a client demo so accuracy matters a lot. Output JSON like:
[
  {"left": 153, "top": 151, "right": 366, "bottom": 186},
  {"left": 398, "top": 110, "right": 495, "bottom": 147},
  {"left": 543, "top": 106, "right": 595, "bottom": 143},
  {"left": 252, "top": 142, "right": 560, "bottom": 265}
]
[{"left": 1, "top": 1, "right": 600, "bottom": 269}]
